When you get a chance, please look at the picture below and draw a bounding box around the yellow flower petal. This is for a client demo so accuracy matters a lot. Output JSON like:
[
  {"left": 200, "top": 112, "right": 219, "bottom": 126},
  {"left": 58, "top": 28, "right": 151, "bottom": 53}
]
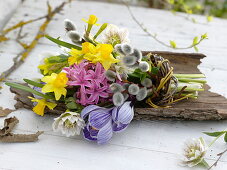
[
  {"left": 41, "top": 73, "right": 68, "bottom": 100},
  {"left": 69, "top": 49, "right": 84, "bottom": 65},
  {"left": 28, "top": 97, "right": 57, "bottom": 116},
  {"left": 82, "top": 15, "right": 99, "bottom": 26},
  {"left": 33, "top": 102, "right": 46, "bottom": 116},
  {"left": 46, "top": 102, "right": 57, "bottom": 110}
]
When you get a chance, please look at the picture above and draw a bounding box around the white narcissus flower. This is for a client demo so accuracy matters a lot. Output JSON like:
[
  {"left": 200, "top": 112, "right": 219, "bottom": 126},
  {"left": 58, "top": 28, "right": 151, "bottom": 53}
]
[
  {"left": 52, "top": 111, "right": 85, "bottom": 137},
  {"left": 181, "top": 137, "right": 208, "bottom": 167},
  {"left": 102, "top": 24, "right": 130, "bottom": 45}
]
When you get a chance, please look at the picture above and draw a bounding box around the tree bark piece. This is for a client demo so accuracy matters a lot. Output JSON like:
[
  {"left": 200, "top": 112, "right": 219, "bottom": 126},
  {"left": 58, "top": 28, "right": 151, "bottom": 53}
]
[
  {"left": 0, "top": 131, "right": 43, "bottom": 143},
  {"left": 0, "top": 116, "right": 43, "bottom": 143},
  {"left": 0, "top": 107, "right": 14, "bottom": 117},
  {"left": 8, "top": 51, "right": 227, "bottom": 120}
]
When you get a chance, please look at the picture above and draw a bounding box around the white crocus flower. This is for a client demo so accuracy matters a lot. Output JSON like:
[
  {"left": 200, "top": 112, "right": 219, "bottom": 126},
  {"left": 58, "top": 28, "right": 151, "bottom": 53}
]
[
  {"left": 52, "top": 111, "right": 85, "bottom": 137},
  {"left": 181, "top": 137, "right": 208, "bottom": 167},
  {"left": 102, "top": 24, "right": 130, "bottom": 44}
]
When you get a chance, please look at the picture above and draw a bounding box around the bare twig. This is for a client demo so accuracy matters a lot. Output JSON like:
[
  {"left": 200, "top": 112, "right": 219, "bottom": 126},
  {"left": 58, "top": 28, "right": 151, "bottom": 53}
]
[
  {"left": 122, "top": 0, "right": 206, "bottom": 50},
  {"left": 208, "top": 148, "right": 227, "bottom": 170},
  {"left": 0, "top": 1, "right": 70, "bottom": 88}
]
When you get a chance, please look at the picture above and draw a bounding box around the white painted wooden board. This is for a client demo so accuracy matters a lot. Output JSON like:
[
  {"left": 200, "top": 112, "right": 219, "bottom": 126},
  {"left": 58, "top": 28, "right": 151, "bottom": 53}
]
[
  {"left": 1, "top": 0, "right": 227, "bottom": 169},
  {"left": 0, "top": 0, "right": 22, "bottom": 31}
]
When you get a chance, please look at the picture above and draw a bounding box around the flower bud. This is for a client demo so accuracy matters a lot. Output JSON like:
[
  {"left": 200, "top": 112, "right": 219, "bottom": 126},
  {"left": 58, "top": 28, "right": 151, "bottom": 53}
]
[
  {"left": 121, "top": 43, "right": 133, "bottom": 55},
  {"left": 128, "top": 84, "right": 139, "bottom": 95},
  {"left": 64, "top": 19, "right": 76, "bottom": 32},
  {"left": 130, "top": 63, "right": 139, "bottom": 69},
  {"left": 136, "top": 87, "right": 148, "bottom": 101},
  {"left": 123, "top": 83, "right": 130, "bottom": 90},
  {"left": 132, "top": 48, "right": 142, "bottom": 62},
  {"left": 139, "top": 61, "right": 149, "bottom": 72},
  {"left": 122, "top": 56, "right": 137, "bottom": 66},
  {"left": 114, "top": 44, "right": 124, "bottom": 54},
  {"left": 105, "top": 70, "right": 116, "bottom": 82},
  {"left": 113, "top": 92, "right": 124, "bottom": 106},
  {"left": 123, "top": 93, "right": 129, "bottom": 101},
  {"left": 141, "top": 78, "right": 153, "bottom": 88},
  {"left": 110, "top": 83, "right": 124, "bottom": 93},
  {"left": 68, "top": 31, "right": 81, "bottom": 42}
]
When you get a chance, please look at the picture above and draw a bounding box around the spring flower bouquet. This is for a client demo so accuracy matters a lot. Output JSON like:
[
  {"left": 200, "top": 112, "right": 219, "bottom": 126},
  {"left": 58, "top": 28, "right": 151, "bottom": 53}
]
[{"left": 6, "top": 15, "right": 206, "bottom": 144}]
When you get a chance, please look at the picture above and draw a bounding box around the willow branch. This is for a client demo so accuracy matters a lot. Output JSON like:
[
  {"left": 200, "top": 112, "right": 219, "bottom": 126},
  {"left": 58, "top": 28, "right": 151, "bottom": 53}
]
[
  {"left": 208, "top": 148, "right": 227, "bottom": 170},
  {"left": 122, "top": 0, "right": 206, "bottom": 50},
  {"left": 0, "top": 1, "right": 70, "bottom": 88}
]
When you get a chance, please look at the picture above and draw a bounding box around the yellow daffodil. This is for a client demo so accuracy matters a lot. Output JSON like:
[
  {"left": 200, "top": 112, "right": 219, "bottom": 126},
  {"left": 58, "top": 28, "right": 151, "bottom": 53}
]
[
  {"left": 28, "top": 97, "right": 57, "bottom": 116},
  {"left": 92, "top": 44, "right": 119, "bottom": 70},
  {"left": 38, "top": 58, "right": 50, "bottom": 75},
  {"left": 41, "top": 72, "right": 68, "bottom": 100},
  {"left": 68, "top": 42, "right": 119, "bottom": 70},
  {"left": 68, "top": 49, "right": 83, "bottom": 65},
  {"left": 82, "top": 15, "right": 99, "bottom": 26}
]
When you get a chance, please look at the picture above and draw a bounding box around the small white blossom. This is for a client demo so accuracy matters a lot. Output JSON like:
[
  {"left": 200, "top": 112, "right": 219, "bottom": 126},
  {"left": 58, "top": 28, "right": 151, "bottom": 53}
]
[
  {"left": 52, "top": 111, "right": 85, "bottom": 137},
  {"left": 181, "top": 138, "right": 207, "bottom": 167},
  {"left": 102, "top": 24, "right": 130, "bottom": 44}
]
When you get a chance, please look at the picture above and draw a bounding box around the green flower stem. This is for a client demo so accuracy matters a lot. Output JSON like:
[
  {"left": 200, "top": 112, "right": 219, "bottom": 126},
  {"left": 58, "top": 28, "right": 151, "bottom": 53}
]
[
  {"left": 93, "top": 23, "right": 108, "bottom": 40},
  {"left": 176, "top": 86, "right": 204, "bottom": 92},
  {"left": 86, "top": 24, "right": 93, "bottom": 36},
  {"left": 174, "top": 74, "right": 205, "bottom": 79},
  {"left": 200, "top": 159, "right": 210, "bottom": 168},
  {"left": 208, "top": 133, "right": 225, "bottom": 147},
  {"left": 178, "top": 78, "right": 207, "bottom": 84},
  {"left": 180, "top": 93, "right": 198, "bottom": 99}
]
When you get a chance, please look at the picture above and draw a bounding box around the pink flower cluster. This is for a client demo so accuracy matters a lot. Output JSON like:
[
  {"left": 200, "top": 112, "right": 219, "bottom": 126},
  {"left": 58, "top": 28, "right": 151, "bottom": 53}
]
[{"left": 63, "top": 60, "right": 111, "bottom": 106}]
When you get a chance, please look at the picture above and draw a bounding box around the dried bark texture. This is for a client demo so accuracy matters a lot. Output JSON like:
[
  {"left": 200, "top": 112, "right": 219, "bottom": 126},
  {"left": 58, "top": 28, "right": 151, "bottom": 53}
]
[
  {"left": 0, "top": 116, "right": 43, "bottom": 142},
  {"left": 0, "top": 107, "right": 14, "bottom": 117},
  {"left": 9, "top": 51, "right": 227, "bottom": 120},
  {"left": 0, "top": 132, "right": 43, "bottom": 143}
]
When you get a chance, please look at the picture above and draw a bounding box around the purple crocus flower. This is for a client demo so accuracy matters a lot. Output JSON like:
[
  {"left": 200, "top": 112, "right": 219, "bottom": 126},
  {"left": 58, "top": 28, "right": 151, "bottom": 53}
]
[{"left": 81, "top": 101, "right": 134, "bottom": 144}]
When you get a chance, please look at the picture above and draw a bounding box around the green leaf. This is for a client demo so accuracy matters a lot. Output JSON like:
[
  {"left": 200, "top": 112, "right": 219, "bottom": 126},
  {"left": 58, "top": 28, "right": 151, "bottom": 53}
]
[
  {"left": 193, "top": 36, "right": 198, "bottom": 45},
  {"left": 151, "top": 67, "right": 159, "bottom": 75},
  {"left": 167, "top": 0, "right": 175, "bottom": 4},
  {"left": 194, "top": 46, "right": 199, "bottom": 52},
  {"left": 94, "top": 23, "right": 108, "bottom": 40},
  {"left": 47, "top": 54, "right": 69, "bottom": 63},
  {"left": 23, "top": 79, "right": 44, "bottom": 88},
  {"left": 66, "top": 102, "right": 78, "bottom": 110},
  {"left": 201, "top": 33, "right": 208, "bottom": 40},
  {"left": 203, "top": 131, "right": 226, "bottom": 137},
  {"left": 169, "top": 40, "right": 177, "bottom": 48},
  {"left": 45, "top": 35, "right": 82, "bottom": 50},
  {"left": 5, "top": 82, "right": 53, "bottom": 99},
  {"left": 207, "top": 15, "right": 213, "bottom": 22},
  {"left": 224, "top": 133, "right": 227, "bottom": 142}
]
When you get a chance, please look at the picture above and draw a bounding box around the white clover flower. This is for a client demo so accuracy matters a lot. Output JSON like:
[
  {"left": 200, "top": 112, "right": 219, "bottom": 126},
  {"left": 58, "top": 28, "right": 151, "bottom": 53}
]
[
  {"left": 52, "top": 111, "right": 85, "bottom": 137},
  {"left": 102, "top": 24, "right": 130, "bottom": 44},
  {"left": 181, "top": 137, "right": 207, "bottom": 167}
]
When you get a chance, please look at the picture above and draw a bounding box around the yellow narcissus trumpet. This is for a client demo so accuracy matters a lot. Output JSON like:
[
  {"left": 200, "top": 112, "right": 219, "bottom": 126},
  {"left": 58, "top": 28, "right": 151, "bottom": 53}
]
[
  {"left": 28, "top": 97, "right": 57, "bottom": 116},
  {"left": 69, "top": 42, "right": 119, "bottom": 70},
  {"left": 41, "top": 72, "right": 68, "bottom": 100}
]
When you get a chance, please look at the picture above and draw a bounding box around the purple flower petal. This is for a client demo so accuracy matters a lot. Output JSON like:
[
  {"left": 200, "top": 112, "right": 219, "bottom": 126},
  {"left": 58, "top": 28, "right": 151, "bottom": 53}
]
[
  {"left": 89, "top": 109, "right": 112, "bottom": 129},
  {"left": 112, "top": 122, "right": 128, "bottom": 132},
  {"left": 97, "top": 119, "right": 113, "bottom": 144},
  {"left": 112, "top": 101, "right": 134, "bottom": 125},
  {"left": 81, "top": 105, "right": 101, "bottom": 119},
  {"left": 83, "top": 126, "right": 97, "bottom": 141},
  {"left": 89, "top": 125, "right": 99, "bottom": 138}
]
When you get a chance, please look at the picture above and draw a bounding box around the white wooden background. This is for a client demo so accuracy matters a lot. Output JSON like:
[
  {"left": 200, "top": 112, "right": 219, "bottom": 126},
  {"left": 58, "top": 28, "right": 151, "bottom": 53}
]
[{"left": 1, "top": 0, "right": 227, "bottom": 169}]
